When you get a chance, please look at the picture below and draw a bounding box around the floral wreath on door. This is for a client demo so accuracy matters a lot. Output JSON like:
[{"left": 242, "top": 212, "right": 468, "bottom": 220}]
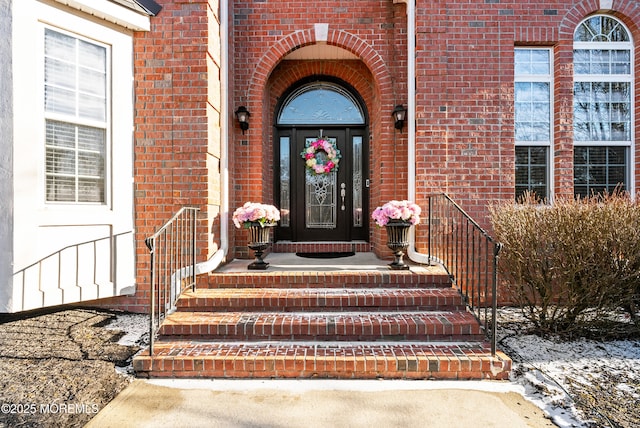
[{"left": 300, "top": 138, "right": 341, "bottom": 175}]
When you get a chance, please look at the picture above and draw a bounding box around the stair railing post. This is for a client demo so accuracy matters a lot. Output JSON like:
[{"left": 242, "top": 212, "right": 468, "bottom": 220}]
[
  {"left": 491, "top": 242, "right": 502, "bottom": 356},
  {"left": 429, "top": 194, "right": 502, "bottom": 356},
  {"left": 146, "top": 237, "right": 156, "bottom": 356},
  {"left": 427, "top": 195, "right": 433, "bottom": 265},
  {"left": 144, "top": 207, "right": 200, "bottom": 358},
  {"left": 191, "top": 208, "right": 197, "bottom": 292}
]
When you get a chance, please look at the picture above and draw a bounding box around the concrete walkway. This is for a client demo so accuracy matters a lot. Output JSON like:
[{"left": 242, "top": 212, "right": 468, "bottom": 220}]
[{"left": 87, "top": 379, "right": 556, "bottom": 428}]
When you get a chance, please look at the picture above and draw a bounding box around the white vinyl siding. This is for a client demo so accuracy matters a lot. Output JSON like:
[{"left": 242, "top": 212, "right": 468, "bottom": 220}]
[{"left": 7, "top": 0, "right": 141, "bottom": 312}]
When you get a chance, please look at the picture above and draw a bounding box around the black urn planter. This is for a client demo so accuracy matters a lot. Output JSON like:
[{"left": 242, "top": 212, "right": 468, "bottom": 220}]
[
  {"left": 385, "top": 220, "right": 412, "bottom": 270},
  {"left": 246, "top": 222, "right": 275, "bottom": 270}
]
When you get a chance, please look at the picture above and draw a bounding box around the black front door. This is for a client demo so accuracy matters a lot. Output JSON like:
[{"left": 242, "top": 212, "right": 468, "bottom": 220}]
[{"left": 275, "top": 127, "right": 368, "bottom": 242}]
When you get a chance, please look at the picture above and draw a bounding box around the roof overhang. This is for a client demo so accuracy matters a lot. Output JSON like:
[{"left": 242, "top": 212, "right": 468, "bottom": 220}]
[
  {"left": 109, "top": 0, "right": 161, "bottom": 16},
  {"left": 50, "top": 0, "right": 161, "bottom": 31}
]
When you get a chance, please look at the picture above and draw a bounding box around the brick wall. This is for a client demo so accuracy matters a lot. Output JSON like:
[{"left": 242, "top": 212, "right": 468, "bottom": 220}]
[
  {"left": 229, "top": 0, "right": 640, "bottom": 255},
  {"left": 230, "top": 0, "right": 408, "bottom": 257},
  {"left": 413, "top": 0, "right": 640, "bottom": 223},
  {"left": 95, "top": 0, "right": 222, "bottom": 312},
  {"left": 95, "top": 0, "right": 640, "bottom": 311},
  {"left": 228, "top": 0, "right": 640, "bottom": 296}
]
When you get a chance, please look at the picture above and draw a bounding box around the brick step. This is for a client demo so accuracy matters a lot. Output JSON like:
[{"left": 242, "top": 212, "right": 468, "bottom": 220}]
[
  {"left": 272, "top": 241, "right": 371, "bottom": 253},
  {"left": 176, "top": 288, "right": 466, "bottom": 312},
  {"left": 206, "top": 270, "right": 452, "bottom": 289},
  {"left": 134, "top": 259, "right": 512, "bottom": 381},
  {"left": 158, "top": 311, "right": 484, "bottom": 342},
  {"left": 133, "top": 341, "right": 512, "bottom": 380}
]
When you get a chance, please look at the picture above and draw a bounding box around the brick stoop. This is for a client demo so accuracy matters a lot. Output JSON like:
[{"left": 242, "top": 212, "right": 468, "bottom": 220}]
[
  {"left": 133, "top": 267, "right": 511, "bottom": 380},
  {"left": 272, "top": 241, "right": 371, "bottom": 253}
]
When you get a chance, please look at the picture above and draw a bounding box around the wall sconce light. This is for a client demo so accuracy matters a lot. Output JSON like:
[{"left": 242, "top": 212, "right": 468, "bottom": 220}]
[
  {"left": 235, "top": 106, "right": 250, "bottom": 134},
  {"left": 391, "top": 104, "right": 407, "bottom": 131}
]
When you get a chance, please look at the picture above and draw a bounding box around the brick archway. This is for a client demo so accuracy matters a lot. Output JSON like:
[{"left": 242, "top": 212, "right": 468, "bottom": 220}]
[
  {"left": 247, "top": 28, "right": 393, "bottom": 105},
  {"left": 559, "top": 1, "right": 640, "bottom": 37},
  {"left": 236, "top": 28, "right": 401, "bottom": 256}
]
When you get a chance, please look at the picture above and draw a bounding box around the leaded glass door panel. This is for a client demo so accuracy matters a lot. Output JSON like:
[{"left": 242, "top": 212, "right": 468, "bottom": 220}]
[
  {"left": 276, "top": 128, "right": 368, "bottom": 242},
  {"left": 295, "top": 129, "right": 348, "bottom": 241}
]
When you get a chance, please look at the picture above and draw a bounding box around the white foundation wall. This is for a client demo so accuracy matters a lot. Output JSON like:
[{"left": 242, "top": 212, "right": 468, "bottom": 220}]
[
  {"left": 0, "top": 1, "right": 15, "bottom": 312},
  {"left": 11, "top": 226, "right": 136, "bottom": 312},
  {"left": 2, "top": 0, "right": 146, "bottom": 312}
]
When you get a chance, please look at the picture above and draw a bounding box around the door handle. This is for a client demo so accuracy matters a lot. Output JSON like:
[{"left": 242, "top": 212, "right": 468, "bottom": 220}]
[{"left": 340, "top": 183, "right": 346, "bottom": 211}]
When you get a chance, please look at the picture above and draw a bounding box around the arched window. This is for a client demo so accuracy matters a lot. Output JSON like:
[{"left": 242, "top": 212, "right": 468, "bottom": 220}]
[
  {"left": 277, "top": 82, "right": 365, "bottom": 125},
  {"left": 573, "top": 15, "right": 633, "bottom": 197}
]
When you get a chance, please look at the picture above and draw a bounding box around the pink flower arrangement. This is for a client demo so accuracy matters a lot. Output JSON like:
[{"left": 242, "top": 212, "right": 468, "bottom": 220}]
[
  {"left": 300, "top": 138, "right": 341, "bottom": 175},
  {"left": 232, "top": 202, "right": 280, "bottom": 228},
  {"left": 372, "top": 200, "right": 421, "bottom": 227}
]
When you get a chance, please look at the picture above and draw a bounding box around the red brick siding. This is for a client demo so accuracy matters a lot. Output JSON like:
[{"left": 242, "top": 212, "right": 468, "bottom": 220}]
[
  {"left": 414, "top": 0, "right": 640, "bottom": 224},
  {"left": 95, "top": 0, "right": 222, "bottom": 312},
  {"left": 231, "top": 1, "right": 407, "bottom": 257},
  {"left": 98, "top": 0, "right": 640, "bottom": 312},
  {"left": 230, "top": 0, "right": 640, "bottom": 254}
]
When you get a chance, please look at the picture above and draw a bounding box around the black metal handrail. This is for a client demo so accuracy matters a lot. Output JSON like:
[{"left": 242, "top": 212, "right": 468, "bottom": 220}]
[
  {"left": 424, "top": 194, "right": 502, "bottom": 355},
  {"left": 145, "top": 207, "right": 199, "bottom": 355}
]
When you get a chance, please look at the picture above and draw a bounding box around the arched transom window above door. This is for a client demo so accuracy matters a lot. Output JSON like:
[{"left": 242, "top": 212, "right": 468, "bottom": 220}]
[{"left": 278, "top": 82, "right": 366, "bottom": 125}]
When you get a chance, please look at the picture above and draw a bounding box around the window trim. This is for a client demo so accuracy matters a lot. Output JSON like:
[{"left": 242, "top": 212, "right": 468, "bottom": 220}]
[
  {"left": 43, "top": 25, "right": 112, "bottom": 205},
  {"left": 572, "top": 15, "right": 635, "bottom": 196},
  {"left": 514, "top": 47, "right": 554, "bottom": 201},
  {"left": 12, "top": 0, "right": 137, "bottom": 227}
]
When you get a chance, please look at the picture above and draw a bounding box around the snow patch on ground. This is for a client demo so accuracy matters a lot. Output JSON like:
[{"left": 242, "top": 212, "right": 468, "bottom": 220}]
[
  {"left": 106, "top": 312, "right": 149, "bottom": 375},
  {"left": 499, "top": 309, "right": 640, "bottom": 427},
  {"left": 106, "top": 312, "right": 149, "bottom": 347}
]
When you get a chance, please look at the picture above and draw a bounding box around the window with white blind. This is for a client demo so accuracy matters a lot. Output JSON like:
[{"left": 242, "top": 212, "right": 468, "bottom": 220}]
[
  {"left": 514, "top": 48, "right": 552, "bottom": 201},
  {"left": 573, "top": 16, "right": 633, "bottom": 197},
  {"left": 44, "top": 28, "right": 108, "bottom": 203}
]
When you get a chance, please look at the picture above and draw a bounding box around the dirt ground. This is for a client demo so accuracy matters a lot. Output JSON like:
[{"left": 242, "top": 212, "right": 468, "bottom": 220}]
[{"left": 0, "top": 308, "right": 142, "bottom": 428}]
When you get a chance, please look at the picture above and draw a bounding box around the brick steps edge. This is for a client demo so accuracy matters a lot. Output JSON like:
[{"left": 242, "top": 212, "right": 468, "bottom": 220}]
[
  {"left": 176, "top": 288, "right": 466, "bottom": 312},
  {"left": 157, "top": 311, "right": 484, "bottom": 341},
  {"left": 133, "top": 342, "right": 512, "bottom": 380},
  {"left": 206, "top": 271, "right": 452, "bottom": 289}
]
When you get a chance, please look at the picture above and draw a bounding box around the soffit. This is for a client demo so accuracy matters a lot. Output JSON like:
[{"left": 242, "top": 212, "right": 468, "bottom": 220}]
[
  {"left": 50, "top": 0, "right": 161, "bottom": 31},
  {"left": 108, "top": 0, "right": 161, "bottom": 16}
]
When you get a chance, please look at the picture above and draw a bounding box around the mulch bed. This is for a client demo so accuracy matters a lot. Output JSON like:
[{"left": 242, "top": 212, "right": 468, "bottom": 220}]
[{"left": 0, "top": 309, "right": 142, "bottom": 428}]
